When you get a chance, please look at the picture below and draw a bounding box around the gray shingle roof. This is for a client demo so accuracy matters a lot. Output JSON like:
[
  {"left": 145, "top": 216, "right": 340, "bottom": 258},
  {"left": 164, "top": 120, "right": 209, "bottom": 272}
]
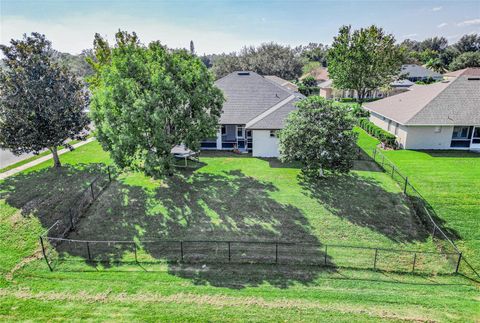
[
  {"left": 400, "top": 64, "right": 443, "bottom": 80},
  {"left": 247, "top": 94, "right": 303, "bottom": 129},
  {"left": 264, "top": 75, "right": 299, "bottom": 92},
  {"left": 215, "top": 71, "right": 297, "bottom": 126},
  {"left": 363, "top": 68, "right": 480, "bottom": 125}
]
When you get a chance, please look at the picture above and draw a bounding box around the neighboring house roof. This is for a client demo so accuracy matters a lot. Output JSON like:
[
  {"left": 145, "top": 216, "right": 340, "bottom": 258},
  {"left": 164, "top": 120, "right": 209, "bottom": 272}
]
[
  {"left": 390, "top": 79, "right": 415, "bottom": 87},
  {"left": 247, "top": 93, "right": 304, "bottom": 129},
  {"left": 318, "top": 79, "right": 333, "bottom": 89},
  {"left": 215, "top": 71, "right": 304, "bottom": 129},
  {"left": 363, "top": 68, "right": 480, "bottom": 125},
  {"left": 400, "top": 64, "right": 443, "bottom": 80},
  {"left": 264, "top": 75, "right": 299, "bottom": 92},
  {"left": 301, "top": 67, "right": 329, "bottom": 82}
]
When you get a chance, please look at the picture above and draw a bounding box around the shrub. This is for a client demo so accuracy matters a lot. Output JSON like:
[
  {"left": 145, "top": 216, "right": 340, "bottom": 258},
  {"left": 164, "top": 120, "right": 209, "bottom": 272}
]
[{"left": 358, "top": 118, "right": 397, "bottom": 148}]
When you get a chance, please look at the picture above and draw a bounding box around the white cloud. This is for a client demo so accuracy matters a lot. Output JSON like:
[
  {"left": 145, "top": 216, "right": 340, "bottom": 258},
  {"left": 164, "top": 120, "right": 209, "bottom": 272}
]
[
  {"left": 437, "top": 22, "right": 448, "bottom": 28},
  {"left": 432, "top": 6, "right": 442, "bottom": 11},
  {"left": 0, "top": 13, "right": 258, "bottom": 54},
  {"left": 457, "top": 18, "right": 480, "bottom": 26}
]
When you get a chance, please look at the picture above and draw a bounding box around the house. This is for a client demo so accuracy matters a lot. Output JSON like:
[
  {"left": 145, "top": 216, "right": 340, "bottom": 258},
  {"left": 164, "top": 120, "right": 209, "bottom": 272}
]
[
  {"left": 201, "top": 71, "right": 304, "bottom": 157},
  {"left": 363, "top": 68, "right": 480, "bottom": 150},
  {"left": 400, "top": 64, "right": 443, "bottom": 82},
  {"left": 264, "top": 75, "right": 299, "bottom": 92},
  {"left": 301, "top": 67, "right": 329, "bottom": 85}
]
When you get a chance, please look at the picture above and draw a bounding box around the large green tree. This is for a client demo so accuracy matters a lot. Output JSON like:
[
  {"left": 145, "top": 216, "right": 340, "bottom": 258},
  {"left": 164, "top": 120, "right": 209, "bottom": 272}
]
[
  {"left": 278, "top": 96, "right": 358, "bottom": 178},
  {"left": 449, "top": 51, "right": 480, "bottom": 71},
  {"left": 327, "top": 25, "right": 404, "bottom": 103},
  {"left": 0, "top": 33, "right": 89, "bottom": 167},
  {"left": 87, "top": 31, "right": 224, "bottom": 176}
]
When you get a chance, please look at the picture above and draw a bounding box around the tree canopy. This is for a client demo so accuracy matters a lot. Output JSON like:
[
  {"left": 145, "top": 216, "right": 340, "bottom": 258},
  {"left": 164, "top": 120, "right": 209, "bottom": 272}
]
[
  {"left": 211, "top": 42, "right": 302, "bottom": 79},
  {"left": 87, "top": 31, "right": 224, "bottom": 176},
  {"left": 0, "top": 33, "right": 89, "bottom": 167},
  {"left": 278, "top": 96, "right": 358, "bottom": 178},
  {"left": 327, "top": 25, "right": 404, "bottom": 103}
]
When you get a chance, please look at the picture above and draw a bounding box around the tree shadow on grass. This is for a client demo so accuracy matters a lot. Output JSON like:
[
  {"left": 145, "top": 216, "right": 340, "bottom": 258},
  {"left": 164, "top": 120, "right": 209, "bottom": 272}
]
[
  {"left": 299, "top": 172, "right": 430, "bottom": 243},
  {"left": 0, "top": 164, "right": 332, "bottom": 289}
]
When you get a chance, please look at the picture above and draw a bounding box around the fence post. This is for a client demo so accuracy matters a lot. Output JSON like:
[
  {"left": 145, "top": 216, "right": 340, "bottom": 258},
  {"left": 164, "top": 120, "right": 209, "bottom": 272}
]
[
  {"left": 373, "top": 148, "right": 377, "bottom": 161},
  {"left": 180, "top": 241, "right": 184, "bottom": 262},
  {"left": 90, "top": 183, "right": 95, "bottom": 200},
  {"left": 133, "top": 242, "right": 138, "bottom": 263},
  {"left": 107, "top": 166, "right": 111, "bottom": 182},
  {"left": 412, "top": 253, "right": 417, "bottom": 272},
  {"left": 391, "top": 165, "right": 395, "bottom": 178},
  {"left": 381, "top": 155, "right": 385, "bottom": 167},
  {"left": 324, "top": 245, "right": 328, "bottom": 265},
  {"left": 86, "top": 241, "right": 92, "bottom": 260},
  {"left": 432, "top": 225, "right": 436, "bottom": 238},
  {"left": 69, "top": 208, "right": 74, "bottom": 230},
  {"left": 228, "top": 242, "right": 231, "bottom": 263},
  {"left": 404, "top": 177, "right": 408, "bottom": 194},
  {"left": 373, "top": 248, "right": 378, "bottom": 270},
  {"left": 39, "top": 236, "right": 53, "bottom": 272},
  {"left": 455, "top": 252, "right": 462, "bottom": 273},
  {"left": 275, "top": 243, "right": 278, "bottom": 264}
]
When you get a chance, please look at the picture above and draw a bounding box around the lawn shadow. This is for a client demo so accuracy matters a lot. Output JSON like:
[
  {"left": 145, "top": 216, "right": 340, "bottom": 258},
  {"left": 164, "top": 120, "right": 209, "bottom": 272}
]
[
  {"left": 1, "top": 164, "right": 333, "bottom": 289},
  {"left": 299, "top": 172, "right": 430, "bottom": 243}
]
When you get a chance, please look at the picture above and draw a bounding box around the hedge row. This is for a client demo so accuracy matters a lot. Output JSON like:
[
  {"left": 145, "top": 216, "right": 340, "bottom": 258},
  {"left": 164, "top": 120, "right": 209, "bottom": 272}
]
[
  {"left": 339, "top": 97, "right": 380, "bottom": 103},
  {"left": 358, "top": 118, "right": 397, "bottom": 147}
]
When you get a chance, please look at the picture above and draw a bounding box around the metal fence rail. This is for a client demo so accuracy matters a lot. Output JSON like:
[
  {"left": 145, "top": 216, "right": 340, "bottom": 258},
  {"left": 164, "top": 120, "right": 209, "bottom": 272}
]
[
  {"left": 370, "top": 147, "right": 479, "bottom": 279},
  {"left": 40, "top": 230, "right": 460, "bottom": 274}
]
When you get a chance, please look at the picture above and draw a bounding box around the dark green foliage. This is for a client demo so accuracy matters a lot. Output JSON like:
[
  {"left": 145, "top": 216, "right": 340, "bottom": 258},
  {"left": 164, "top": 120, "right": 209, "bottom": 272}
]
[
  {"left": 327, "top": 25, "right": 404, "bottom": 103},
  {"left": 297, "top": 75, "right": 319, "bottom": 96},
  {"left": 339, "top": 97, "right": 380, "bottom": 103},
  {"left": 279, "top": 96, "right": 358, "bottom": 177},
  {"left": 53, "top": 50, "right": 94, "bottom": 78},
  {"left": 350, "top": 105, "right": 370, "bottom": 118},
  {"left": 87, "top": 31, "right": 224, "bottom": 177},
  {"left": 295, "top": 42, "right": 328, "bottom": 66},
  {"left": 0, "top": 33, "right": 89, "bottom": 167},
  {"left": 211, "top": 42, "right": 302, "bottom": 80},
  {"left": 358, "top": 118, "right": 396, "bottom": 148},
  {"left": 449, "top": 52, "right": 480, "bottom": 71}
]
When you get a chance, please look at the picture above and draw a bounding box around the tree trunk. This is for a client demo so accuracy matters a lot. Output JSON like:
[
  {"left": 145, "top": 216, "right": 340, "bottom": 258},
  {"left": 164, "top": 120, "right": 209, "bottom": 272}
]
[
  {"left": 50, "top": 146, "right": 61, "bottom": 168},
  {"left": 319, "top": 167, "right": 324, "bottom": 177}
]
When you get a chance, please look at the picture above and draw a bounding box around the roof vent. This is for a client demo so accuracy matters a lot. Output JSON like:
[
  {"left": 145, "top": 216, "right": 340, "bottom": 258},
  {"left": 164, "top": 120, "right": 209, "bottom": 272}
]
[
  {"left": 237, "top": 72, "right": 250, "bottom": 76},
  {"left": 467, "top": 77, "right": 480, "bottom": 81}
]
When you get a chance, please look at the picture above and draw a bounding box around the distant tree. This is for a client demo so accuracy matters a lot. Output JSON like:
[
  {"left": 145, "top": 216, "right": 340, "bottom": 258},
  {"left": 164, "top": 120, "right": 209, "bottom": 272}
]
[
  {"left": 190, "top": 40, "right": 195, "bottom": 55},
  {"left": 297, "top": 75, "right": 319, "bottom": 96},
  {"left": 87, "top": 31, "right": 224, "bottom": 176},
  {"left": 278, "top": 96, "right": 358, "bottom": 178},
  {"left": 52, "top": 50, "right": 94, "bottom": 78},
  {"left": 199, "top": 53, "right": 218, "bottom": 68},
  {"left": 420, "top": 36, "right": 448, "bottom": 52},
  {"left": 449, "top": 51, "right": 480, "bottom": 71},
  {"left": 400, "top": 39, "right": 421, "bottom": 52},
  {"left": 454, "top": 34, "right": 480, "bottom": 53},
  {"left": 327, "top": 25, "right": 404, "bottom": 104},
  {"left": 211, "top": 53, "right": 242, "bottom": 79},
  {"left": 211, "top": 42, "right": 302, "bottom": 80},
  {"left": 295, "top": 42, "right": 328, "bottom": 66},
  {"left": 0, "top": 33, "right": 89, "bottom": 168},
  {"left": 426, "top": 57, "right": 447, "bottom": 73}
]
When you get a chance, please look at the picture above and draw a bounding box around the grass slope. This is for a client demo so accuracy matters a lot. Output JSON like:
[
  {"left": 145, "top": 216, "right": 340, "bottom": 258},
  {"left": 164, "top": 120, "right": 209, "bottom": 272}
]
[{"left": 1, "top": 139, "right": 478, "bottom": 322}]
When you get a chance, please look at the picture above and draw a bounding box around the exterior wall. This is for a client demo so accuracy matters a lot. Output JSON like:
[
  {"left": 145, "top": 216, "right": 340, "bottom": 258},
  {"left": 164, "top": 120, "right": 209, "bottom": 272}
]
[
  {"left": 319, "top": 88, "right": 333, "bottom": 99},
  {"left": 404, "top": 126, "right": 454, "bottom": 150},
  {"left": 252, "top": 130, "right": 280, "bottom": 157}
]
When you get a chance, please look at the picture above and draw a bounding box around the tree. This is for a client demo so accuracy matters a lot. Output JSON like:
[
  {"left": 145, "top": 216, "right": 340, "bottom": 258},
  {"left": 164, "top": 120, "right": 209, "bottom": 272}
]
[
  {"left": 87, "top": 31, "right": 224, "bottom": 176},
  {"left": 189, "top": 40, "right": 195, "bottom": 55},
  {"left": 297, "top": 75, "right": 319, "bottom": 96},
  {"left": 327, "top": 25, "right": 404, "bottom": 103},
  {"left": 449, "top": 51, "right": 480, "bottom": 71},
  {"left": 420, "top": 36, "right": 448, "bottom": 52},
  {"left": 278, "top": 96, "right": 358, "bottom": 178},
  {"left": 454, "top": 34, "right": 480, "bottom": 53},
  {"left": 295, "top": 42, "right": 328, "bottom": 66},
  {"left": 0, "top": 33, "right": 89, "bottom": 168},
  {"left": 211, "top": 53, "right": 242, "bottom": 79}
]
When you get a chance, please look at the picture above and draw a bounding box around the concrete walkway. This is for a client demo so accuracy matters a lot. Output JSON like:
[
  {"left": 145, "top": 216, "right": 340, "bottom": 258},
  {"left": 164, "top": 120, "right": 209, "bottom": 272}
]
[{"left": 0, "top": 137, "right": 96, "bottom": 180}]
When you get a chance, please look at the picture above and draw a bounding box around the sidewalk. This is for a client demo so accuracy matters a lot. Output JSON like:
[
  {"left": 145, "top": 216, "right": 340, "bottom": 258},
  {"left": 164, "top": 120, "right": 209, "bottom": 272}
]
[{"left": 0, "top": 137, "right": 96, "bottom": 180}]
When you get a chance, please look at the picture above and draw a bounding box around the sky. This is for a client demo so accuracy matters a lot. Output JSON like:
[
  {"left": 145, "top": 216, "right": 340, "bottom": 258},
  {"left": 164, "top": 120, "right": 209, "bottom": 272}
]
[{"left": 1, "top": 0, "right": 479, "bottom": 54}]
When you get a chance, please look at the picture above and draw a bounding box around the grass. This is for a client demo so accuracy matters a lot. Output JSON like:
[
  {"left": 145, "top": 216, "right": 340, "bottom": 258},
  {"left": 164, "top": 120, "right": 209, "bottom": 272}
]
[
  {"left": 356, "top": 128, "right": 480, "bottom": 270},
  {"left": 0, "top": 139, "right": 478, "bottom": 321}
]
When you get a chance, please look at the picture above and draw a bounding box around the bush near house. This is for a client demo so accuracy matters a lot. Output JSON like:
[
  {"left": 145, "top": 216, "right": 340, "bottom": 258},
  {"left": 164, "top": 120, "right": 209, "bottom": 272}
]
[
  {"left": 339, "top": 97, "right": 380, "bottom": 103},
  {"left": 358, "top": 118, "right": 396, "bottom": 148}
]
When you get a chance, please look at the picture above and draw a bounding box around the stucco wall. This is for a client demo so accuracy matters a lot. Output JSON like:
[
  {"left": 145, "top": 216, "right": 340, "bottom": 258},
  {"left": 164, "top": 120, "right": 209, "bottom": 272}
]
[
  {"left": 252, "top": 130, "right": 280, "bottom": 157},
  {"left": 404, "top": 126, "right": 454, "bottom": 149}
]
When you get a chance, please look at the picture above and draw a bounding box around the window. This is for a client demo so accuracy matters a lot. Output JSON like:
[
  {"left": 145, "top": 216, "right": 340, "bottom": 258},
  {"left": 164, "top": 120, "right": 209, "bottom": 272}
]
[
  {"left": 452, "top": 126, "right": 470, "bottom": 139},
  {"left": 237, "top": 125, "right": 244, "bottom": 138},
  {"left": 246, "top": 130, "right": 252, "bottom": 138},
  {"left": 221, "top": 125, "right": 226, "bottom": 135},
  {"left": 270, "top": 130, "right": 277, "bottom": 137}
]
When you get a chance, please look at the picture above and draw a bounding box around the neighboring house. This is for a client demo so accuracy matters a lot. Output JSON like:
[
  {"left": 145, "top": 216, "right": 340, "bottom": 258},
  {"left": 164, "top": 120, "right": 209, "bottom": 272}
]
[
  {"left": 363, "top": 68, "right": 480, "bottom": 150},
  {"left": 200, "top": 71, "right": 304, "bottom": 157},
  {"left": 301, "top": 67, "right": 329, "bottom": 85},
  {"left": 400, "top": 64, "right": 443, "bottom": 82}
]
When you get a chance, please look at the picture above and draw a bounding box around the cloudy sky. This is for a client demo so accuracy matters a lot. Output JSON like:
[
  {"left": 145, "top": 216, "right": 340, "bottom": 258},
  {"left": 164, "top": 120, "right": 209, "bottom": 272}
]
[{"left": 1, "top": 0, "right": 479, "bottom": 54}]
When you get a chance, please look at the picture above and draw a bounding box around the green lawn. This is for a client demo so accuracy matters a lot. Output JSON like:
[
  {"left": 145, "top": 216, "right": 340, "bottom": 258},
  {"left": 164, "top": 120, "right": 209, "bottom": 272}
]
[
  {"left": 356, "top": 128, "right": 480, "bottom": 271},
  {"left": 0, "top": 139, "right": 478, "bottom": 322}
]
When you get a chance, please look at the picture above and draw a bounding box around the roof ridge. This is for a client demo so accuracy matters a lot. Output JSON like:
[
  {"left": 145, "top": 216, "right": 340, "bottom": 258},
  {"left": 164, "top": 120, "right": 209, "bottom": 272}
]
[
  {"left": 262, "top": 75, "right": 296, "bottom": 96},
  {"left": 245, "top": 94, "right": 296, "bottom": 129},
  {"left": 403, "top": 80, "right": 454, "bottom": 125}
]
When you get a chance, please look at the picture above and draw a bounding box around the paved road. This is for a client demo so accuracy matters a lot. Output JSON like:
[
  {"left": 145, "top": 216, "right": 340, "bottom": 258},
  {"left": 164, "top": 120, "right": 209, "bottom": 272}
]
[{"left": 0, "top": 149, "right": 35, "bottom": 168}]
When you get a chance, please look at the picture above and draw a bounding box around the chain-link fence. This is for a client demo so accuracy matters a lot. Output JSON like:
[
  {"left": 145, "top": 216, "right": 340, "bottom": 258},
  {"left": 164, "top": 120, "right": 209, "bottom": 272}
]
[{"left": 370, "top": 148, "right": 479, "bottom": 279}]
